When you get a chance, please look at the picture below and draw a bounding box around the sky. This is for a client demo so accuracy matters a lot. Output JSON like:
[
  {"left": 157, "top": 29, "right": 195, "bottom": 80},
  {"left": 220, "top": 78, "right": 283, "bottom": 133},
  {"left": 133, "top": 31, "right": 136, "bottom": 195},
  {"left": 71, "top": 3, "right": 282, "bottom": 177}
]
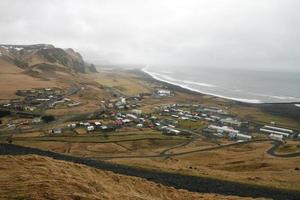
[{"left": 0, "top": 0, "right": 299, "bottom": 70}]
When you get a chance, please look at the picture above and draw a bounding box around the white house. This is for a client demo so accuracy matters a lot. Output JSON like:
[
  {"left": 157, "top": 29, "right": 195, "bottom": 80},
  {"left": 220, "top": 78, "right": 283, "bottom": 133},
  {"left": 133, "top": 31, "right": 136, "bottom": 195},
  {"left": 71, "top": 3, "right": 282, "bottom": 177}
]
[
  {"left": 52, "top": 128, "right": 62, "bottom": 134},
  {"left": 269, "top": 133, "right": 283, "bottom": 141},
  {"left": 87, "top": 125, "right": 95, "bottom": 132},
  {"left": 236, "top": 133, "right": 252, "bottom": 141},
  {"left": 157, "top": 89, "right": 171, "bottom": 96}
]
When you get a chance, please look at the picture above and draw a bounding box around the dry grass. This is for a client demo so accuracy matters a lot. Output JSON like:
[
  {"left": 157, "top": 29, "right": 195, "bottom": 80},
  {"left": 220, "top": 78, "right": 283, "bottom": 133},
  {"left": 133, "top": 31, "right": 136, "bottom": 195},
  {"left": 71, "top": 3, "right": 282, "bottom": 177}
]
[
  {"left": 277, "top": 141, "right": 300, "bottom": 153},
  {"left": 87, "top": 70, "right": 151, "bottom": 96},
  {"left": 0, "top": 59, "right": 57, "bottom": 99},
  {"left": 112, "top": 141, "right": 300, "bottom": 191},
  {"left": 0, "top": 155, "right": 256, "bottom": 200}
]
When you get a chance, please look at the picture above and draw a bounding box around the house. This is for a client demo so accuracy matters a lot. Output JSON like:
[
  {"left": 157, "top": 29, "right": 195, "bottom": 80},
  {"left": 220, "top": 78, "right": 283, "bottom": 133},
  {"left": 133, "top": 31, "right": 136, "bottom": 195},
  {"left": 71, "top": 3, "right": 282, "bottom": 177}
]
[
  {"left": 68, "top": 123, "right": 76, "bottom": 129},
  {"left": 131, "top": 109, "right": 142, "bottom": 115},
  {"left": 220, "top": 118, "right": 242, "bottom": 127},
  {"left": 236, "top": 133, "right": 252, "bottom": 141},
  {"left": 208, "top": 125, "right": 239, "bottom": 134},
  {"left": 156, "top": 89, "right": 171, "bottom": 97},
  {"left": 163, "top": 127, "right": 181, "bottom": 135},
  {"left": 87, "top": 125, "right": 95, "bottom": 132},
  {"left": 32, "top": 117, "right": 42, "bottom": 123},
  {"left": 101, "top": 125, "right": 108, "bottom": 130},
  {"left": 269, "top": 133, "right": 283, "bottom": 141},
  {"left": 136, "top": 123, "right": 143, "bottom": 128},
  {"left": 122, "top": 119, "right": 131, "bottom": 123},
  {"left": 52, "top": 128, "right": 62, "bottom": 134},
  {"left": 83, "top": 122, "right": 90, "bottom": 127},
  {"left": 94, "top": 121, "right": 101, "bottom": 126}
]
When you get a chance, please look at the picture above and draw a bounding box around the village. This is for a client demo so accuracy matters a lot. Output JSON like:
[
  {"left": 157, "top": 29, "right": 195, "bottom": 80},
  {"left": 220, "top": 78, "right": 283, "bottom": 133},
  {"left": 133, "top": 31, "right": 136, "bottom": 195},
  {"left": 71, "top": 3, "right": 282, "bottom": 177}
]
[
  {"left": 0, "top": 86, "right": 299, "bottom": 145},
  {"left": 0, "top": 87, "right": 81, "bottom": 113}
]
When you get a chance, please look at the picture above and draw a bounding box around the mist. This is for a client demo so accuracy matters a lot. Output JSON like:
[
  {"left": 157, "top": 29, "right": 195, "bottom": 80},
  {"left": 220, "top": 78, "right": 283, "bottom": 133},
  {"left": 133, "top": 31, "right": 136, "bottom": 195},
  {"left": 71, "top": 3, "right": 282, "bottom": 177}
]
[{"left": 0, "top": 0, "right": 299, "bottom": 70}]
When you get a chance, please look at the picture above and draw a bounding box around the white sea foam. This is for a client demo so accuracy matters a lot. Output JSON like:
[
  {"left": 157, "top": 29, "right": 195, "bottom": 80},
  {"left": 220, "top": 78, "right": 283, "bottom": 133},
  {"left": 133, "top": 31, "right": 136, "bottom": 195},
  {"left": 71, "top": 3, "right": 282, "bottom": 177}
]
[
  {"left": 247, "top": 92, "right": 300, "bottom": 101},
  {"left": 142, "top": 67, "right": 262, "bottom": 104},
  {"left": 182, "top": 80, "right": 216, "bottom": 88},
  {"left": 295, "top": 104, "right": 300, "bottom": 107},
  {"left": 268, "top": 95, "right": 296, "bottom": 100}
]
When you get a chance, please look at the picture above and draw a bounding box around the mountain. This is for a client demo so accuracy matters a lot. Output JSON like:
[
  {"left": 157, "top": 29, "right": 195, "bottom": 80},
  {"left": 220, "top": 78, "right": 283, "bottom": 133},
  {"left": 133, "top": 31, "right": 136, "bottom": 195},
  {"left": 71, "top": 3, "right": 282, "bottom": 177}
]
[
  {"left": 0, "top": 44, "right": 97, "bottom": 74},
  {"left": 0, "top": 44, "right": 97, "bottom": 99}
]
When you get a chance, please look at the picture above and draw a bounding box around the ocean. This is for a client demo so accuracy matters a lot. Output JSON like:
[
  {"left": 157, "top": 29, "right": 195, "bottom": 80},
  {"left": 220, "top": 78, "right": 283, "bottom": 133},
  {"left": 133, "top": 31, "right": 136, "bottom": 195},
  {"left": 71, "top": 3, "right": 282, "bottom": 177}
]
[{"left": 142, "top": 66, "right": 300, "bottom": 104}]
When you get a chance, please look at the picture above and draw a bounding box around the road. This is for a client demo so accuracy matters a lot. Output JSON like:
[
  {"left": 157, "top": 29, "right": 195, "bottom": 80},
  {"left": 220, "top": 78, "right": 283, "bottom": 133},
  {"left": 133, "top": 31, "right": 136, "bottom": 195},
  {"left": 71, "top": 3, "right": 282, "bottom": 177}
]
[
  {"left": 12, "top": 135, "right": 300, "bottom": 159},
  {"left": 90, "top": 138, "right": 300, "bottom": 159}
]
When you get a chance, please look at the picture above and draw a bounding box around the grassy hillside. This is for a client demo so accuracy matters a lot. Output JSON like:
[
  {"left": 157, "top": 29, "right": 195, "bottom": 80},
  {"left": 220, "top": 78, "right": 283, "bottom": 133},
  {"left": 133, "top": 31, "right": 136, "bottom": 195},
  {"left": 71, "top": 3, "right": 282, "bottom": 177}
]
[{"left": 0, "top": 155, "right": 254, "bottom": 200}]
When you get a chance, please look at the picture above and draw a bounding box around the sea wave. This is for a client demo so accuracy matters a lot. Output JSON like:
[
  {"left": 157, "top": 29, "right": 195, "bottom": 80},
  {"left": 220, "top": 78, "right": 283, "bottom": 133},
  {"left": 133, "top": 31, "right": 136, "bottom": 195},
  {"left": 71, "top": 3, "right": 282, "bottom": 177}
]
[
  {"left": 182, "top": 80, "right": 216, "bottom": 88},
  {"left": 142, "top": 67, "right": 262, "bottom": 104},
  {"left": 247, "top": 92, "right": 297, "bottom": 101}
]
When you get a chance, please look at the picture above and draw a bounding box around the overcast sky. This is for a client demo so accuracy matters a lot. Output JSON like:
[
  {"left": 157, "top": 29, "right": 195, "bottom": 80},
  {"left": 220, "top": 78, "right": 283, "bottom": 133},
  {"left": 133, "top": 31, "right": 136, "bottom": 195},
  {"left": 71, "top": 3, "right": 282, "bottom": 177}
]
[{"left": 0, "top": 0, "right": 299, "bottom": 70}]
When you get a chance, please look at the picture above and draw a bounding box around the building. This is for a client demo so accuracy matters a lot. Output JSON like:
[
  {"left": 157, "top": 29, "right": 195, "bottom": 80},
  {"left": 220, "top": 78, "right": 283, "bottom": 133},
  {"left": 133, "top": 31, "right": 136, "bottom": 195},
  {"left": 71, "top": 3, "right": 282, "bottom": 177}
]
[
  {"left": 156, "top": 89, "right": 171, "bottom": 97},
  {"left": 162, "top": 126, "right": 181, "bottom": 135},
  {"left": 220, "top": 118, "right": 242, "bottom": 127},
  {"left": 32, "top": 117, "right": 42, "bottom": 123},
  {"left": 208, "top": 125, "right": 239, "bottom": 134},
  {"left": 131, "top": 109, "right": 142, "bottom": 115},
  {"left": 126, "top": 114, "right": 137, "bottom": 120},
  {"left": 86, "top": 125, "right": 95, "bottom": 132},
  {"left": 269, "top": 133, "right": 283, "bottom": 141},
  {"left": 236, "top": 133, "right": 252, "bottom": 141},
  {"left": 52, "top": 128, "right": 62, "bottom": 134},
  {"left": 136, "top": 123, "right": 143, "bottom": 128},
  {"left": 94, "top": 121, "right": 101, "bottom": 126},
  {"left": 68, "top": 123, "right": 76, "bottom": 129},
  {"left": 260, "top": 125, "right": 292, "bottom": 137},
  {"left": 263, "top": 125, "right": 293, "bottom": 134}
]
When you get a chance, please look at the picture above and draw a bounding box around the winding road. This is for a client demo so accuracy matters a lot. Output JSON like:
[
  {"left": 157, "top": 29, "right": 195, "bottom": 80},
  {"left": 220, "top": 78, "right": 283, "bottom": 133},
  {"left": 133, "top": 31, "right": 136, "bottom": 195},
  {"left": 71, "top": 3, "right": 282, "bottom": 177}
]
[
  {"left": 90, "top": 138, "right": 300, "bottom": 159},
  {"left": 12, "top": 135, "right": 300, "bottom": 159}
]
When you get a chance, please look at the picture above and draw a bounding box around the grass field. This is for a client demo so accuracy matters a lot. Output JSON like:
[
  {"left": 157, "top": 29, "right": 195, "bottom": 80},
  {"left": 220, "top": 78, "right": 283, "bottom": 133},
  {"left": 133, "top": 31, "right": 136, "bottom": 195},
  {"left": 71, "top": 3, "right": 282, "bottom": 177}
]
[
  {"left": 88, "top": 70, "right": 151, "bottom": 96},
  {"left": 111, "top": 141, "right": 300, "bottom": 191}
]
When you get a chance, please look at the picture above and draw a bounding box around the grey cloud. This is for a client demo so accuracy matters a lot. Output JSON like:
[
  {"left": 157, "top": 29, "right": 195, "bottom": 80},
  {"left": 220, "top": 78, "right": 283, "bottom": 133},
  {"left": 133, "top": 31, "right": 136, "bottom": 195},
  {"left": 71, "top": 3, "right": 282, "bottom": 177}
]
[{"left": 0, "top": 0, "right": 299, "bottom": 69}]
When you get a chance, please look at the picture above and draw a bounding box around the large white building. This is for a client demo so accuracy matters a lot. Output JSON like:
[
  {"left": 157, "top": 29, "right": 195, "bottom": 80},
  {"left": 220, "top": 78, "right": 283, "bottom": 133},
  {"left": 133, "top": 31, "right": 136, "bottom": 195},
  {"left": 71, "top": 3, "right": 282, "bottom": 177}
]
[
  {"left": 208, "top": 125, "right": 239, "bottom": 134},
  {"left": 260, "top": 125, "right": 292, "bottom": 137}
]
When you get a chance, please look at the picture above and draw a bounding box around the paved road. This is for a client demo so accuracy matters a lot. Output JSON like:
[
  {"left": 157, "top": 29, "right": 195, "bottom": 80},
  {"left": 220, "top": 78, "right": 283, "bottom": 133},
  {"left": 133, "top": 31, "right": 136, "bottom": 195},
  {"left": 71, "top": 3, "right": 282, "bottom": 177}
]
[
  {"left": 0, "top": 143, "right": 299, "bottom": 200},
  {"left": 91, "top": 139, "right": 300, "bottom": 159},
  {"left": 267, "top": 140, "right": 300, "bottom": 157}
]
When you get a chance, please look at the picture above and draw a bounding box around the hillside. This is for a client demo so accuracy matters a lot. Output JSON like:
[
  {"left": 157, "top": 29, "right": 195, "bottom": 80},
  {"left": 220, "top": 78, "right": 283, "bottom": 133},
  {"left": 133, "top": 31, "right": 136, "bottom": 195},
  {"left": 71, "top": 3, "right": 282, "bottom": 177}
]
[
  {"left": 0, "top": 44, "right": 98, "bottom": 99},
  {"left": 0, "top": 155, "right": 256, "bottom": 200},
  {"left": 0, "top": 44, "right": 97, "bottom": 73}
]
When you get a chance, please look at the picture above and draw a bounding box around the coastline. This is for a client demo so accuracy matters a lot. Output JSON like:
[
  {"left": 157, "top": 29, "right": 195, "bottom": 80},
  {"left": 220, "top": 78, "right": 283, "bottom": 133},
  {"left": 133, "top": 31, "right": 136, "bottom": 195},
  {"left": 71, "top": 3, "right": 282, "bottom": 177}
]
[
  {"left": 134, "top": 68, "right": 300, "bottom": 122},
  {"left": 141, "top": 67, "right": 262, "bottom": 104},
  {"left": 141, "top": 67, "right": 300, "bottom": 105}
]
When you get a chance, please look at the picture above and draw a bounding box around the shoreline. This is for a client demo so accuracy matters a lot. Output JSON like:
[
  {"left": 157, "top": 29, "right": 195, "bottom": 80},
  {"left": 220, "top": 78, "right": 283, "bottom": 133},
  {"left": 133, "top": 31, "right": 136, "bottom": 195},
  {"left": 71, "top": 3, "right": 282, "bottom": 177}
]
[
  {"left": 133, "top": 68, "right": 300, "bottom": 122},
  {"left": 141, "top": 67, "right": 300, "bottom": 105}
]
